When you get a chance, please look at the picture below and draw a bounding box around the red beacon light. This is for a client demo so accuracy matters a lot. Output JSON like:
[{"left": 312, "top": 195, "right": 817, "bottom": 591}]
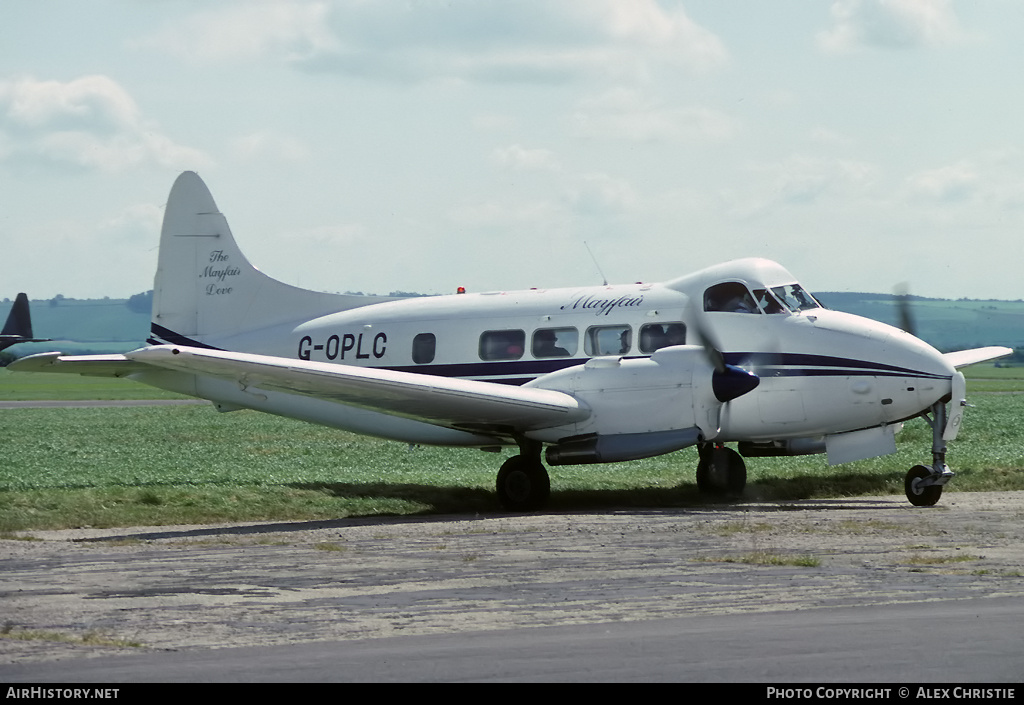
[{"left": 456, "top": 286, "right": 466, "bottom": 294}]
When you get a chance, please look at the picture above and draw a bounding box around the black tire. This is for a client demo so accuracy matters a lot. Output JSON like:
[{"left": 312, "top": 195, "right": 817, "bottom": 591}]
[
  {"left": 696, "top": 446, "right": 746, "bottom": 499},
  {"left": 905, "top": 465, "right": 943, "bottom": 507},
  {"left": 496, "top": 455, "right": 550, "bottom": 511}
]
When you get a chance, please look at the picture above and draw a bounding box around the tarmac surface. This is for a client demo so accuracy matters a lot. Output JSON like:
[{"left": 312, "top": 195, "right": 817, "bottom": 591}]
[{"left": 2, "top": 491, "right": 1024, "bottom": 681}]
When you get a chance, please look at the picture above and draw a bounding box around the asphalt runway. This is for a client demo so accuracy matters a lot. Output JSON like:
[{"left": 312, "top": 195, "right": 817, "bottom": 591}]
[
  {"left": 3, "top": 598, "right": 1023, "bottom": 683},
  {"left": 3, "top": 492, "right": 1024, "bottom": 682}
]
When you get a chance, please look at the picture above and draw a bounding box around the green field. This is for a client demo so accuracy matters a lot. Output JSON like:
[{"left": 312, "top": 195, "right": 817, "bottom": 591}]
[
  {"left": 0, "top": 368, "right": 188, "bottom": 401},
  {"left": 1, "top": 367, "right": 1023, "bottom": 531}
]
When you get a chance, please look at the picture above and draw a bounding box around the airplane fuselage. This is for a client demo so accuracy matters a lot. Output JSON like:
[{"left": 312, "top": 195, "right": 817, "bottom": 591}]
[{"left": 207, "top": 261, "right": 956, "bottom": 450}]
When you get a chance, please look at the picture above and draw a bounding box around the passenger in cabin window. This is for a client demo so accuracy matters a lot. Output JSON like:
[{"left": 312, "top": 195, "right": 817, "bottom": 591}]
[
  {"left": 480, "top": 330, "right": 525, "bottom": 360},
  {"left": 533, "top": 329, "right": 570, "bottom": 358},
  {"left": 639, "top": 325, "right": 665, "bottom": 353},
  {"left": 665, "top": 323, "right": 686, "bottom": 346},
  {"left": 618, "top": 329, "right": 631, "bottom": 354}
]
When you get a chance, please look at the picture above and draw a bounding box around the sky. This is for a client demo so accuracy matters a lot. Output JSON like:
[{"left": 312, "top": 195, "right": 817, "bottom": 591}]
[{"left": 1, "top": 0, "right": 1023, "bottom": 301}]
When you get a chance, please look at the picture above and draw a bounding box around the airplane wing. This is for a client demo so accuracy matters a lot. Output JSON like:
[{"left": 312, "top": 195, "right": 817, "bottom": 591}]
[
  {"left": 943, "top": 346, "right": 1014, "bottom": 369},
  {"left": 123, "top": 345, "right": 590, "bottom": 434}
]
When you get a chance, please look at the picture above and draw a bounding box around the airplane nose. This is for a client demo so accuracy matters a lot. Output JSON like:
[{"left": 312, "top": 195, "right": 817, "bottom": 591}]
[{"left": 875, "top": 328, "right": 956, "bottom": 418}]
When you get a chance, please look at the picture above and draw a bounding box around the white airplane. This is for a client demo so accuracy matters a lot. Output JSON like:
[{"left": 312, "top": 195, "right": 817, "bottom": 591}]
[{"left": 11, "top": 172, "right": 1013, "bottom": 510}]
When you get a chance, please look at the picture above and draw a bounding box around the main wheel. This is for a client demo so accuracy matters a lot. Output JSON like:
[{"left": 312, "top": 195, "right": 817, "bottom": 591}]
[
  {"left": 696, "top": 446, "right": 746, "bottom": 499},
  {"left": 496, "top": 455, "right": 550, "bottom": 511},
  {"left": 905, "top": 465, "right": 943, "bottom": 506}
]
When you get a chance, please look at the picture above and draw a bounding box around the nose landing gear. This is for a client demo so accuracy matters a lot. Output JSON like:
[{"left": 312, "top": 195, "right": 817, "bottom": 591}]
[{"left": 904, "top": 398, "right": 958, "bottom": 507}]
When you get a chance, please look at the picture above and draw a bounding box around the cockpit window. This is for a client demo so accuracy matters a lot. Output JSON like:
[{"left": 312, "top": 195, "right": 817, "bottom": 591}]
[
  {"left": 753, "top": 288, "right": 787, "bottom": 314},
  {"left": 771, "top": 284, "right": 820, "bottom": 312},
  {"left": 704, "top": 282, "right": 759, "bottom": 314}
]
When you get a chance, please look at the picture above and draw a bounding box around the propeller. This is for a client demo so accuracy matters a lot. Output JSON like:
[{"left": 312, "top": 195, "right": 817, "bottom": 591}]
[
  {"left": 894, "top": 283, "right": 917, "bottom": 336},
  {"left": 685, "top": 297, "right": 759, "bottom": 403}
]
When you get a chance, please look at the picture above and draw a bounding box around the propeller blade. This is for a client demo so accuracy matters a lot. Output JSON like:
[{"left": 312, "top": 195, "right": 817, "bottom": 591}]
[
  {"left": 894, "top": 283, "right": 916, "bottom": 337},
  {"left": 686, "top": 298, "right": 726, "bottom": 374},
  {"left": 685, "top": 296, "right": 760, "bottom": 403}
]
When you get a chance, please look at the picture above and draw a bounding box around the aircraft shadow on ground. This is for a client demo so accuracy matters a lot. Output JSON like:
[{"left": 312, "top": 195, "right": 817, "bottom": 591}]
[
  {"left": 74, "top": 472, "right": 906, "bottom": 543},
  {"left": 292, "top": 470, "right": 905, "bottom": 512}
]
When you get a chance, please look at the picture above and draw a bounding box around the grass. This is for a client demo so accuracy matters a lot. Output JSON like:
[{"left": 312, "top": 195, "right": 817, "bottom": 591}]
[
  {"left": 0, "top": 368, "right": 187, "bottom": 401},
  {"left": 0, "top": 624, "right": 143, "bottom": 649},
  {"left": 1, "top": 364, "right": 1022, "bottom": 531}
]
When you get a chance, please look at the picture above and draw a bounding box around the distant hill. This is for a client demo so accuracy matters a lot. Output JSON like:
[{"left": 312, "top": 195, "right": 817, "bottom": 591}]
[
  {"left": 2, "top": 290, "right": 1022, "bottom": 359},
  {"left": 813, "top": 292, "right": 1024, "bottom": 352}
]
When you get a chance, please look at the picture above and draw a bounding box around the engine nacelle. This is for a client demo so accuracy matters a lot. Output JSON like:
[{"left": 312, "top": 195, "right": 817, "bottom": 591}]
[{"left": 525, "top": 346, "right": 757, "bottom": 464}]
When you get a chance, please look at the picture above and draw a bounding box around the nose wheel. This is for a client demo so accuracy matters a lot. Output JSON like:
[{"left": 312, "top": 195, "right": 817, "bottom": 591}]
[
  {"left": 904, "top": 399, "right": 956, "bottom": 507},
  {"left": 904, "top": 464, "right": 945, "bottom": 506}
]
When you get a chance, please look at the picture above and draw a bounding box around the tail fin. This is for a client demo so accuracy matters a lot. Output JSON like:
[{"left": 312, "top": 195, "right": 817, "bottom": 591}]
[
  {"left": 2, "top": 293, "right": 34, "bottom": 339},
  {"left": 150, "top": 172, "right": 393, "bottom": 352}
]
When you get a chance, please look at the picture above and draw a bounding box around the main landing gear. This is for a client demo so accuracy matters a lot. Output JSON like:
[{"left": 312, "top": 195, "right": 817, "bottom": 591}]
[
  {"left": 904, "top": 399, "right": 955, "bottom": 507},
  {"left": 495, "top": 439, "right": 751, "bottom": 511},
  {"left": 496, "top": 439, "right": 550, "bottom": 512},
  {"left": 696, "top": 443, "right": 747, "bottom": 499}
]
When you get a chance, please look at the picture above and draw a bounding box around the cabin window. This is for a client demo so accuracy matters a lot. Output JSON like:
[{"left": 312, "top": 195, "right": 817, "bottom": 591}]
[
  {"left": 412, "top": 333, "right": 436, "bottom": 364},
  {"left": 704, "top": 282, "right": 759, "bottom": 314},
  {"left": 532, "top": 327, "right": 578, "bottom": 358},
  {"left": 638, "top": 322, "right": 686, "bottom": 353},
  {"left": 771, "top": 283, "right": 820, "bottom": 312},
  {"left": 479, "top": 329, "right": 526, "bottom": 361},
  {"left": 585, "top": 325, "right": 631, "bottom": 356}
]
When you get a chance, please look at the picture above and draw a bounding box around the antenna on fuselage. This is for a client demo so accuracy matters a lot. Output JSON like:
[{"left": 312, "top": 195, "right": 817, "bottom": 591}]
[{"left": 583, "top": 241, "right": 608, "bottom": 286}]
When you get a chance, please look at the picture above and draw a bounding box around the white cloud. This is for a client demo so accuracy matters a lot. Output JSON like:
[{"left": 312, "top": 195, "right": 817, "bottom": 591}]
[
  {"left": 144, "top": 0, "right": 727, "bottom": 84},
  {"left": 0, "top": 74, "right": 139, "bottom": 132},
  {"left": 491, "top": 144, "right": 560, "bottom": 171},
  {"left": 138, "top": 1, "right": 336, "bottom": 64},
  {"left": 98, "top": 203, "right": 165, "bottom": 243},
  {"left": 907, "top": 161, "right": 979, "bottom": 202},
  {"left": 230, "top": 131, "right": 310, "bottom": 163},
  {"left": 0, "top": 75, "right": 210, "bottom": 171},
  {"left": 573, "top": 88, "right": 739, "bottom": 143},
  {"left": 736, "top": 155, "right": 879, "bottom": 215},
  {"left": 818, "top": 0, "right": 974, "bottom": 53},
  {"left": 564, "top": 172, "right": 638, "bottom": 215}
]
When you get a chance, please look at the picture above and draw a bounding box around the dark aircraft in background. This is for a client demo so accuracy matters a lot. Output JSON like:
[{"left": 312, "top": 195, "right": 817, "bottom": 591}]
[{"left": 1, "top": 293, "right": 49, "bottom": 352}]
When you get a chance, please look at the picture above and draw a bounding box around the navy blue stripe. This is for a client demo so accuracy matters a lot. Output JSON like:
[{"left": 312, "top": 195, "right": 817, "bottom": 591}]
[
  {"left": 147, "top": 327, "right": 948, "bottom": 385},
  {"left": 383, "top": 358, "right": 586, "bottom": 379},
  {"left": 149, "top": 323, "right": 223, "bottom": 350},
  {"left": 724, "top": 352, "right": 949, "bottom": 380}
]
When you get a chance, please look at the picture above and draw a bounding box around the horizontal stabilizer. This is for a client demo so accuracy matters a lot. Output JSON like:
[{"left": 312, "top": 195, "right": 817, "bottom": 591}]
[
  {"left": 7, "top": 352, "right": 145, "bottom": 377},
  {"left": 943, "top": 346, "right": 1014, "bottom": 369}
]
